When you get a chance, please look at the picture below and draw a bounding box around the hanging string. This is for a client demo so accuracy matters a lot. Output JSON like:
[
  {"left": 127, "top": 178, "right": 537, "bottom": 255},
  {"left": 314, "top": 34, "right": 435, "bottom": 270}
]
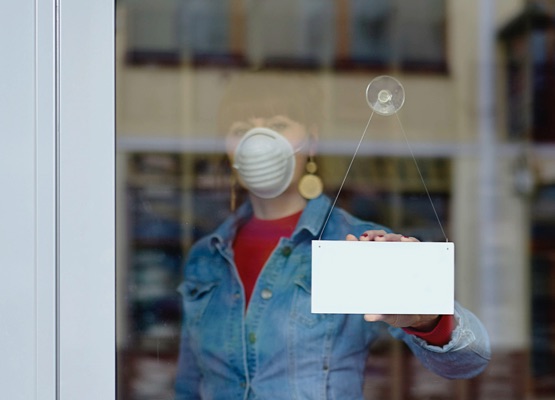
[
  {"left": 318, "top": 111, "right": 375, "bottom": 240},
  {"left": 393, "top": 113, "right": 449, "bottom": 242},
  {"left": 318, "top": 109, "right": 449, "bottom": 243}
]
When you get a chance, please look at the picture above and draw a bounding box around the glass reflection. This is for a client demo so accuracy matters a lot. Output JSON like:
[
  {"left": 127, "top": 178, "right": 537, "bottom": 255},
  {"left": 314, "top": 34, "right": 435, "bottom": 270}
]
[{"left": 116, "top": 1, "right": 555, "bottom": 399}]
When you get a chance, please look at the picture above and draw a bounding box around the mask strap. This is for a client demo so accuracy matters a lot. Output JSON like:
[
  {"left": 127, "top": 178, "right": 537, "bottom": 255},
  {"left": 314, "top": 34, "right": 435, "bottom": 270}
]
[{"left": 292, "top": 136, "right": 311, "bottom": 154}]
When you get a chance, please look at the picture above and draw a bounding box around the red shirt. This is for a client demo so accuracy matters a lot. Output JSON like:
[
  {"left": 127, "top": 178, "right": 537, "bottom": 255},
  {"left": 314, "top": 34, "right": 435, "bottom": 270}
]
[
  {"left": 233, "top": 211, "right": 302, "bottom": 305},
  {"left": 403, "top": 315, "right": 455, "bottom": 346}
]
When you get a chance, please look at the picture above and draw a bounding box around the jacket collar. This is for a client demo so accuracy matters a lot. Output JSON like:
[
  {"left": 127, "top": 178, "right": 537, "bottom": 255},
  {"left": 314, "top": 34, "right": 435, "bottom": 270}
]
[
  {"left": 208, "top": 194, "right": 333, "bottom": 250},
  {"left": 293, "top": 194, "right": 332, "bottom": 240}
]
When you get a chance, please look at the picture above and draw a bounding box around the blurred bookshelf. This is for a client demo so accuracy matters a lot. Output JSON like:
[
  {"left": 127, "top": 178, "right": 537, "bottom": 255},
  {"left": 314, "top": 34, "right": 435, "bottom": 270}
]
[
  {"left": 118, "top": 151, "right": 233, "bottom": 400},
  {"left": 121, "top": 0, "right": 448, "bottom": 74},
  {"left": 531, "top": 184, "right": 555, "bottom": 397}
]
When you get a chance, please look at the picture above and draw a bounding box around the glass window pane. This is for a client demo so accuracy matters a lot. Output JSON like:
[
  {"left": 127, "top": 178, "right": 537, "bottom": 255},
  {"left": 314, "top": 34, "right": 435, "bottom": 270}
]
[{"left": 116, "top": 2, "right": 555, "bottom": 399}]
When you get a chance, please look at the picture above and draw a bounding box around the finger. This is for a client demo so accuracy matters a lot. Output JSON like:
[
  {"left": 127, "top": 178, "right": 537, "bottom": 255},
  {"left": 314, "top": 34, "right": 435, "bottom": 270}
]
[
  {"left": 345, "top": 234, "right": 358, "bottom": 241},
  {"left": 366, "top": 314, "right": 409, "bottom": 327},
  {"left": 360, "top": 230, "right": 388, "bottom": 241},
  {"left": 400, "top": 235, "right": 419, "bottom": 242},
  {"left": 373, "top": 314, "right": 400, "bottom": 325},
  {"left": 364, "top": 314, "right": 404, "bottom": 327},
  {"left": 364, "top": 314, "right": 384, "bottom": 322},
  {"left": 374, "top": 233, "right": 404, "bottom": 242}
]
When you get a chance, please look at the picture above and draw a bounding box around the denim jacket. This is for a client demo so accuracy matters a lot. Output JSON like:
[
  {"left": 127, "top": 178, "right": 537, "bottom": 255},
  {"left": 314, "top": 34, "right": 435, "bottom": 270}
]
[{"left": 174, "top": 195, "right": 491, "bottom": 399}]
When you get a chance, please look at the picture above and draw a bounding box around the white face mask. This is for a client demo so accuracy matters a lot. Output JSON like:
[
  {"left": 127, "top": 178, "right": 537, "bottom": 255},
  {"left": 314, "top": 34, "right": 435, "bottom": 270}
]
[{"left": 232, "top": 127, "right": 296, "bottom": 199}]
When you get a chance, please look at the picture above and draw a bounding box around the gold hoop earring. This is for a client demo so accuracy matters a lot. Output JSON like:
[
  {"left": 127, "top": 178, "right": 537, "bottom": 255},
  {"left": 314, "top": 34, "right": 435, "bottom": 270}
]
[{"left": 298, "top": 157, "right": 323, "bottom": 200}]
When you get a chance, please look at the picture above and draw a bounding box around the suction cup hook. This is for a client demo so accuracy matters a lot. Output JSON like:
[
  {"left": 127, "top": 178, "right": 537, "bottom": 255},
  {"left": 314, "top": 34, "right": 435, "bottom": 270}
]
[{"left": 366, "top": 75, "right": 405, "bottom": 116}]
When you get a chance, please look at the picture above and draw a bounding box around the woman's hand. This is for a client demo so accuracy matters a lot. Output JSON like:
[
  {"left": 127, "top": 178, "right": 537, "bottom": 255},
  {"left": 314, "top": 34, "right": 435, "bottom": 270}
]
[
  {"left": 345, "top": 230, "right": 440, "bottom": 331},
  {"left": 363, "top": 314, "right": 441, "bottom": 331},
  {"left": 345, "top": 229, "right": 418, "bottom": 243}
]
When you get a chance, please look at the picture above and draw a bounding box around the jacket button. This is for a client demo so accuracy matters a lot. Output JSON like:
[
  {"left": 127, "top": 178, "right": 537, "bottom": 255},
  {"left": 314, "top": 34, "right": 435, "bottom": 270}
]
[
  {"left": 260, "top": 288, "right": 273, "bottom": 300},
  {"left": 281, "top": 246, "right": 292, "bottom": 256},
  {"left": 249, "top": 332, "right": 256, "bottom": 344}
]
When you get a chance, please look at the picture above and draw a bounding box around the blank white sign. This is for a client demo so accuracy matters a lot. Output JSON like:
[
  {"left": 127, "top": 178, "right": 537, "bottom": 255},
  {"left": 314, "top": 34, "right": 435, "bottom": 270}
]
[{"left": 311, "top": 240, "right": 454, "bottom": 315}]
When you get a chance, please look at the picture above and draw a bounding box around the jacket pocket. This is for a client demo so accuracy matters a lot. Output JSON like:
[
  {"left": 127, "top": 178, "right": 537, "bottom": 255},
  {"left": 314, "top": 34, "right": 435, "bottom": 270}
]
[
  {"left": 178, "top": 280, "right": 219, "bottom": 325},
  {"left": 291, "top": 274, "right": 324, "bottom": 327}
]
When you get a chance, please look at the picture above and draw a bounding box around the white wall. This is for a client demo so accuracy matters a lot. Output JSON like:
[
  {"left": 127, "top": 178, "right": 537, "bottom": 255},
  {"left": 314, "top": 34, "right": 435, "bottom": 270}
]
[
  {"left": 0, "top": 2, "right": 47, "bottom": 399},
  {"left": 0, "top": 1, "right": 115, "bottom": 399}
]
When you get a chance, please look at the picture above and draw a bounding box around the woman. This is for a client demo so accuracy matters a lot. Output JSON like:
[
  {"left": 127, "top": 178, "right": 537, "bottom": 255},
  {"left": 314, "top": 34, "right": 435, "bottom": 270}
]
[{"left": 174, "top": 72, "right": 490, "bottom": 399}]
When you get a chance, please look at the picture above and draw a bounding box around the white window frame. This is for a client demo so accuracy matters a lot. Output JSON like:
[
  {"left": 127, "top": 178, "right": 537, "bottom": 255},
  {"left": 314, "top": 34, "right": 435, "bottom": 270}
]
[{"left": 0, "top": 1, "right": 115, "bottom": 399}]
